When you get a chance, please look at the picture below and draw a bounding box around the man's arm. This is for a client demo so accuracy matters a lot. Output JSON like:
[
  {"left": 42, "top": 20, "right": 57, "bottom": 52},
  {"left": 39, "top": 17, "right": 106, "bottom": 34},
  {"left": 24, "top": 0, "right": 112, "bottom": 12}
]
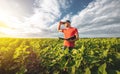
[
  {"left": 68, "top": 29, "right": 79, "bottom": 42},
  {"left": 75, "top": 33, "right": 79, "bottom": 40},
  {"left": 57, "top": 21, "right": 64, "bottom": 32},
  {"left": 68, "top": 34, "right": 79, "bottom": 42}
]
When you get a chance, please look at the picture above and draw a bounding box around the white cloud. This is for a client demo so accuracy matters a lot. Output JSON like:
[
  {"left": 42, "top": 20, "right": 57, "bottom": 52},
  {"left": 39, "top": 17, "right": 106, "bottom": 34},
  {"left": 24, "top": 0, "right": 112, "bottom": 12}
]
[
  {"left": 0, "top": 0, "right": 120, "bottom": 38},
  {"left": 70, "top": 0, "right": 120, "bottom": 37},
  {"left": 0, "top": 0, "right": 72, "bottom": 37},
  {"left": 21, "top": 0, "right": 72, "bottom": 37}
]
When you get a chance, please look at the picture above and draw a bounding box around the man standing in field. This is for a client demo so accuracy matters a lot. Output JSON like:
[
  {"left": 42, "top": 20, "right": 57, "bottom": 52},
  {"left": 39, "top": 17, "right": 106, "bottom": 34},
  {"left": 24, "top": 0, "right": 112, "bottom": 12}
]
[{"left": 58, "top": 20, "right": 79, "bottom": 52}]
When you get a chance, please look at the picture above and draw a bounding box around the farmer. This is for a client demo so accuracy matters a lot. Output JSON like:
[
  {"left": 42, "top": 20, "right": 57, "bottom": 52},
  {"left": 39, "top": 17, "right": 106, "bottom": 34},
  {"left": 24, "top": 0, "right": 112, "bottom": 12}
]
[{"left": 58, "top": 20, "right": 79, "bottom": 52}]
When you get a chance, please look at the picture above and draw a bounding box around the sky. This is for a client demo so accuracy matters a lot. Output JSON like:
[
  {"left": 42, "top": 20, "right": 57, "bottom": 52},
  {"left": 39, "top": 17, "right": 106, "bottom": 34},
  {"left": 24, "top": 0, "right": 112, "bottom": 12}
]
[{"left": 0, "top": 0, "right": 120, "bottom": 38}]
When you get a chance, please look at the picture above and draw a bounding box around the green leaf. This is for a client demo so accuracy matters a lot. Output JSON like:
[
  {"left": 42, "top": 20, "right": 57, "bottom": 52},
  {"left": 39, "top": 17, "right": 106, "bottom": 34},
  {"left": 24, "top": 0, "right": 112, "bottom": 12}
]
[
  {"left": 98, "top": 63, "right": 107, "bottom": 74},
  {"left": 116, "top": 70, "right": 120, "bottom": 74},
  {"left": 71, "top": 66, "right": 76, "bottom": 74},
  {"left": 84, "top": 67, "right": 91, "bottom": 74}
]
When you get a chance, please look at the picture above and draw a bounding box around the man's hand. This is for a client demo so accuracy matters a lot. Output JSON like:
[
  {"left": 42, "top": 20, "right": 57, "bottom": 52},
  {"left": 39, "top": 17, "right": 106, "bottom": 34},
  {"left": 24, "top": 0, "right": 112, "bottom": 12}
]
[
  {"left": 60, "top": 21, "right": 65, "bottom": 24},
  {"left": 58, "top": 21, "right": 65, "bottom": 32},
  {"left": 59, "top": 21, "right": 65, "bottom": 25}
]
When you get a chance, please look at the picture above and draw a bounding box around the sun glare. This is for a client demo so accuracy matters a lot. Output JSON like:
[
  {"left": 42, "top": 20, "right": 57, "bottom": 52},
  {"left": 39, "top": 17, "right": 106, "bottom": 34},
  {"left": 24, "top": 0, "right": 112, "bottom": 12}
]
[
  {"left": 0, "top": 11, "right": 17, "bottom": 37},
  {"left": 0, "top": 12, "right": 6, "bottom": 21}
]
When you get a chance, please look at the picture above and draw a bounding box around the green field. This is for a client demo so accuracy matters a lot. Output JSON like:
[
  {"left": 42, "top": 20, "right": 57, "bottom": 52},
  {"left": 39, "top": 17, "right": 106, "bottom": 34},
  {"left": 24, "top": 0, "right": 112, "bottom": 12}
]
[{"left": 0, "top": 38, "right": 120, "bottom": 74}]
